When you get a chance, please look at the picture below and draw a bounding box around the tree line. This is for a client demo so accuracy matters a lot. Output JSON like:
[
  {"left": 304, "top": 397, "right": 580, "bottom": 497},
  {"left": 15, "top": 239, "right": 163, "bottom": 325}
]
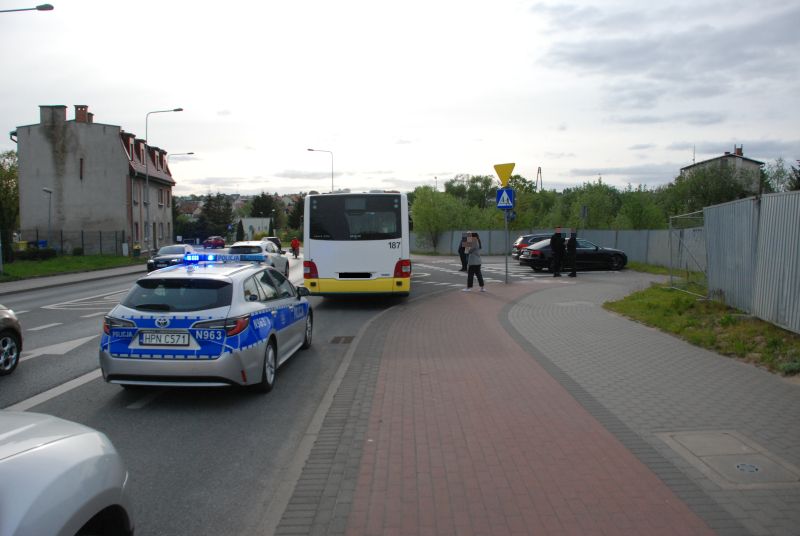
[{"left": 409, "top": 159, "right": 800, "bottom": 249}]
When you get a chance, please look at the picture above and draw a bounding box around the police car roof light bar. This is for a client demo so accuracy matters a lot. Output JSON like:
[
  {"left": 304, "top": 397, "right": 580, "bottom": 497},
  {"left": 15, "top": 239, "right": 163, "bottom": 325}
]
[{"left": 183, "top": 253, "right": 268, "bottom": 264}]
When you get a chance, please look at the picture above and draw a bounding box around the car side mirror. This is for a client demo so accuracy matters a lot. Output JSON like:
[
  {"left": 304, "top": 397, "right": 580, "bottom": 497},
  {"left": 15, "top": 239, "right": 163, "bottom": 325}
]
[
  {"left": 595, "top": 246, "right": 599, "bottom": 251},
  {"left": 297, "top": 286, "right": 310, "bottom": 298}
]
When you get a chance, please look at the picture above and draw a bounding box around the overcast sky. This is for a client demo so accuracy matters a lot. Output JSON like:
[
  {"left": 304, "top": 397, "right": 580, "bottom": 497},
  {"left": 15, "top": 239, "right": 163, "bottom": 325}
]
[{"left": 1, "top": 0, "right": 797, "bottom": 196}]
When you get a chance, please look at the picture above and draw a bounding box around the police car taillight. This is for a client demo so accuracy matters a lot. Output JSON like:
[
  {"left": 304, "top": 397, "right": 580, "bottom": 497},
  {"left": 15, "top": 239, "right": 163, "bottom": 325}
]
[
  {"left": 225, "top": 315, "right": 250, "bottom": 336},
  {"left": 103, "top": 316, "right": 135, "bottom": 335},
  {"left": 194, "top": 314, "right": 250, "bottom": 336},
  {"left": 303, "top": 260, "right": 318, "bottom": 279},
  {"left": 393, "top": 259, "right": 412, "bottom": 278}
]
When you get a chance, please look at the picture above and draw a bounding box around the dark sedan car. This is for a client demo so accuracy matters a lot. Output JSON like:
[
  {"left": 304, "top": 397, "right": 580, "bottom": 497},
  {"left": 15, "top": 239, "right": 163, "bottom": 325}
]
[
  {"left": 511, "top": 233, "right": 551, "bottom": 259},
  {"left": 202, "top": 236, "right": 225, "bottom": 249},
  {"left": 519, "top": 238, "right": 627, "bottom": 272},
  {"left": 146, "top": 244, "right": 195, "bottom": 272}
]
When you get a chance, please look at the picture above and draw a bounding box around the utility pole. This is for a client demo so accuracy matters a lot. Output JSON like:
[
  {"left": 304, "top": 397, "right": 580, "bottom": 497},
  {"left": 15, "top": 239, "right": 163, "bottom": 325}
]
[{"left": 535, "top": 167, "right": 543, "bottom": 192}]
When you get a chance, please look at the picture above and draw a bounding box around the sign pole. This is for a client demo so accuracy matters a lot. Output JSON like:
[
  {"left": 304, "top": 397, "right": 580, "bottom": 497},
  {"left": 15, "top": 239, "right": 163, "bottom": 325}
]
[{"left": 504, "top": 210, "right": 508, "bottom": 284}]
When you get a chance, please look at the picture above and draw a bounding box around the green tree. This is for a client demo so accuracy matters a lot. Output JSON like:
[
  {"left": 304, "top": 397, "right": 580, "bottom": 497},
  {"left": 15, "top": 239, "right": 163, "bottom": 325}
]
[
  {"left": 507, "top": 174, "right": 537, "bottom": 195},
  {"left": 0, "top": 151, "right": 19, "bottom": 263},
  {"left": 789, "top": 161, "right": 800, "bottom": 191},
  {"left": 250, "top": 192, "right": 276, "bottom": 217},
  {"left": 410, "top": 186, "right": 462, "bottom": 250},
  {"left": 765, "top": 158, "right": 791, "bottom": 192},
  {"left": 235, "top": 219, "right": 245, "bottom": 241},
  {"left": 288, "top": 194, "right": 305, "bottom": 230},
  {"left": 613, "top": 185, "right": 666, "bottom": 229},
  {"left": 201, "top": 193, "right": 233, "bottom": 237}
]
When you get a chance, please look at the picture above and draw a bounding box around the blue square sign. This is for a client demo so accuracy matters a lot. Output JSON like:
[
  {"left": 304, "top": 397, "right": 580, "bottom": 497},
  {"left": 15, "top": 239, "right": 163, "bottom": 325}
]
[{"left": 496, "top": 188, "right": 514, "bottom": 209}]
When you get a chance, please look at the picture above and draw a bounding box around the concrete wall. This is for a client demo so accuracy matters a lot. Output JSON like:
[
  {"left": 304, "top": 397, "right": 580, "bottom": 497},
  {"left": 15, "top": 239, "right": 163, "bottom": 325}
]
[{"left": 17, "top": 119, "right": 129, "bottom": 240}]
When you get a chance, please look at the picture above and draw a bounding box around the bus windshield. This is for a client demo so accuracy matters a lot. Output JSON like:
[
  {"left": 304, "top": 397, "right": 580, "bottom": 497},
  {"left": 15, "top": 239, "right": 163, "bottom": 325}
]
[{"left": 309, "top": 195, "right": 401, "bottom": 241}]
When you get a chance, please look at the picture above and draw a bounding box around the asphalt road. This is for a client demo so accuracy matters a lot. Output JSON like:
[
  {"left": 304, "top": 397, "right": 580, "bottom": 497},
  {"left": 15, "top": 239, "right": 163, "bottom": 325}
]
[{"left": 0, "top": 255, "right": 435, "bottom": 535}]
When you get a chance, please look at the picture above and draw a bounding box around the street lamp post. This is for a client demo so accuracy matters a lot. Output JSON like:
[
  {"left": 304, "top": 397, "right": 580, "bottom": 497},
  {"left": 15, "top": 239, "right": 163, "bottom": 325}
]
[
  {"left": 0, "top": 4, "right": 53, "bottom": 12},
  {"left": 307, "top": 148, "right": 334, "bottom": 193},
  {"left": 144, "top": 108, "right": 182, "bottom": 252},
  {"left": 42, "top": 187, "right": 52, "bottom": 249}
]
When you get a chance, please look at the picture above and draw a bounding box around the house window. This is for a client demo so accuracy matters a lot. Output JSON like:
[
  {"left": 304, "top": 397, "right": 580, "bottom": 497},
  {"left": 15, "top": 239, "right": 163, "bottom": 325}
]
[
  {"left": 158, "top": 189, "right": 164, "bottom": 206},
  {"left": 134, "top": 222, "right": 139, "bottom": 242},
  {"left": 166, "top": 190, "right": 171, "bottom": 208},
  {"left": 167, "top": 222, "right": 171, "bottom": 240},
  {"left": 140, "top": 145, "right": 145, "bottom": 162},
  {"left": 79, "top": 158, "right": 84, "bottom": 180},
  {"left": 128, "top": 140, "right": 134, "bottom": 160},
  {"left": 159, "top": 222, "right": 164, "bottom": 240}
]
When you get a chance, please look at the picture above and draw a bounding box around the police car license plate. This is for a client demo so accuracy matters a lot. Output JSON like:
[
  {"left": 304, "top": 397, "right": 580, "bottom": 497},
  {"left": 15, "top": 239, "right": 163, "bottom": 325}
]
[{"left": 139, "top": 331, "right": 189, "bottom": 346}]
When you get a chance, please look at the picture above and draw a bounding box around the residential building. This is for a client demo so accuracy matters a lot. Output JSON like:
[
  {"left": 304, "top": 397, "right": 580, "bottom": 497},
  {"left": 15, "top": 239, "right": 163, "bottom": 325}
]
[
  {"left": 680, "top": 146, "right": 764, "bottom": 194},
  {"left": 11, "top": 105, "right": 175, "bottom": 254}
]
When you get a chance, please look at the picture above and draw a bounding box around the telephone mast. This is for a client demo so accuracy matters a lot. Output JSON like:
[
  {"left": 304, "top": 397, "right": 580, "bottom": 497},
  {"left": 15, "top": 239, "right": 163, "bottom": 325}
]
[{"left": 535, "top": 167, "right": 543, "bottom": 191}]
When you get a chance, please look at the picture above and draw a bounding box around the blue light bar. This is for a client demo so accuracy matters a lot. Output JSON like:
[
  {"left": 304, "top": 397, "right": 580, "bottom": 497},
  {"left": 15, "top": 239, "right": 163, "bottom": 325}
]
[{"left": 183, "top": 253, "right": 267, "bottom": 264}]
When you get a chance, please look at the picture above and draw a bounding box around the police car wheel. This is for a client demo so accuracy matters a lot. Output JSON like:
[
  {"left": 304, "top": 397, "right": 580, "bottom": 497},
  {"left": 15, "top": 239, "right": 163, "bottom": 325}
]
[
  {"left": 254, "top": 341, "right": 277, "bottom": 393},
  {"left": 301, "top": 313, "right": 313, "bottom": 349}
]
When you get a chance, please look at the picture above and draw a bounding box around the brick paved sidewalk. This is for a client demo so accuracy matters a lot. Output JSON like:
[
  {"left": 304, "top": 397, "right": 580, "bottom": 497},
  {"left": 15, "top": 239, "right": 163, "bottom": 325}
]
[{"left": 343, "top": 283, "right": 715, "bottom": 536}]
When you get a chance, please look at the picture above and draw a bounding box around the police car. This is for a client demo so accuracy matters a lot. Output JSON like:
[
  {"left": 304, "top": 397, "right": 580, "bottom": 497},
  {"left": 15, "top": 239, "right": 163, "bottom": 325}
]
[{"left": 99, "top": 253, "right": 313, "bottom": 392}]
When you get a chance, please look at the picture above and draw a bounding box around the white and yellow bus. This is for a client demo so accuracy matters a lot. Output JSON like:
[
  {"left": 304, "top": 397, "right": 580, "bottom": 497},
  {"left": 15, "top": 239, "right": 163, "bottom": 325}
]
[{"left": 303, "top": 192, "right": 411, "bottom": 296}]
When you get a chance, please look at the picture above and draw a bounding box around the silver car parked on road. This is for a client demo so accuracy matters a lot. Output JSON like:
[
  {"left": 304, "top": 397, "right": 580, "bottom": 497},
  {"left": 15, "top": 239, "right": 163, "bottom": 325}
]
[
  {"left": 0, "top": 304, "right": 22, "bottom": 376},
  {"left": 0, "top": 411, "right": 134, "bottom": 536}
]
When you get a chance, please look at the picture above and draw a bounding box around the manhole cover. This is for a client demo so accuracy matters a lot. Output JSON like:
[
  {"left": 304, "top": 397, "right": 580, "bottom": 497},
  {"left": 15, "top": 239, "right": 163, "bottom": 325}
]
[{"left": 737, "top": 463, "right": 759, "bottom": 473}]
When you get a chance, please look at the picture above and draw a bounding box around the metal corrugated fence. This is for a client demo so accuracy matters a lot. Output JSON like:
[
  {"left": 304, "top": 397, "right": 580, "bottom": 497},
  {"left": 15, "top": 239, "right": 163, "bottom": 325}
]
[{"left": 751, "top": 192, "right": 800, "bottom": 334}]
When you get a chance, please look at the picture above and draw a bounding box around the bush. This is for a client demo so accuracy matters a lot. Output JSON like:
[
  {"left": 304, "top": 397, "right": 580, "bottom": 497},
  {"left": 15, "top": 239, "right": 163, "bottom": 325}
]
[
  {"left": 72, "top": 247, "right": 84, "bottom": 256},
  {"left": 15, "top": 247, "right": 58, "bottom": 261}
]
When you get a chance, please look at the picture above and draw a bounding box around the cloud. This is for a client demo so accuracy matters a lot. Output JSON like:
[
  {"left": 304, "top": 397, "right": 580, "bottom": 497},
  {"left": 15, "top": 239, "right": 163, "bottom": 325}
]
[
  {"left": 629, "top": 144, "right": 655, "bottom": 151},
  {"left": 544, "top": 151, "right": 576, "bottom": 159},
  {"left": 610, "top": 112, "right": 725, "bottom": 125},
  {"left": 538, "top": 3, "right": 800, "bottom": 107},
  {"left": 217, "top": 110, "right": 232, "bottom": 116},
  {"left": 395, "top": 139, "right": 412, "bottom": 145},
  {"left": 667, "top": 139, "right": 800, "bottom": 159},
  {"left": 273, "top": 170, "right": 336, "bottom": 180},
  {"left": 569, "top": 162, "right": 682, "bottom": 185}
]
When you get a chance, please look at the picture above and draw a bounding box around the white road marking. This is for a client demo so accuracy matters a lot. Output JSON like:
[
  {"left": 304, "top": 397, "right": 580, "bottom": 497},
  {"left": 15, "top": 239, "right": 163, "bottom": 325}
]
[
  {"left": 20, "top": 335, "right": 99, "bottom": 362},
  {"left": 12, "top": 310, "right": 29, "bottom": 315},
  {"left": 42, "top": 289, "right": 129, "bottom": 311},
  {"left": 5, "top": 369, "right": 102, "bottom": 411},
  {"left": 27, "top": 322, "right": 63, "bottom": 331}
]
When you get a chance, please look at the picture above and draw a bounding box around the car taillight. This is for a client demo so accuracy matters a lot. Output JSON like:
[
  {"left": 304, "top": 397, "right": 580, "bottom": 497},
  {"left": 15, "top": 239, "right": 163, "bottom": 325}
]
[
  {"left": 304, "top": 260, "right": 319, "bottom": 279},
  {"left": 103, "top": 316, "right": 134, "bottom": 335},
  {"left": 194, "top": 315, "right": 250, "bottom": 337},
  {"left": 531, "top": 250, "right": 542, "bottom": 258},
  {"left": 394, "top": 259, "right": 412, "bottom": 278}
]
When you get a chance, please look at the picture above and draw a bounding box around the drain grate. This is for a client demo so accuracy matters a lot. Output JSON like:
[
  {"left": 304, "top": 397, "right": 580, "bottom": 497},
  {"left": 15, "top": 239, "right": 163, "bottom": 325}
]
[{"left": 330, "top": 336, "right": 355, "bottom": 344}]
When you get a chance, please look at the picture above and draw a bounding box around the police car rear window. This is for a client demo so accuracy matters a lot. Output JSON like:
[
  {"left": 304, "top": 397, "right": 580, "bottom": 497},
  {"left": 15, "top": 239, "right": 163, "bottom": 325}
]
[
  {"left": 122, "top": 279, "right": 233, "bottom": 312},
  {"left": 229, "top": 246, "right": 262, "bottom": 255}
]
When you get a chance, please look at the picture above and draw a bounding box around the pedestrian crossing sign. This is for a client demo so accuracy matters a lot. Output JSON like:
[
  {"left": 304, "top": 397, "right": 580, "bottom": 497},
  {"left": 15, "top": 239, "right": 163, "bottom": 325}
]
[{"left": 496, "top": 188, "right": 514, "bottom": 209}]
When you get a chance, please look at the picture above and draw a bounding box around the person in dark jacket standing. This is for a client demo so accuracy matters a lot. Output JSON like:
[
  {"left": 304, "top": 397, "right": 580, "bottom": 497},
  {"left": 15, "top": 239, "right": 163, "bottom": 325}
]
[
  {"left": 550, "top": 227, "right": 565, "bottom": 277},
  {"left": 566, "top": 230, "right": 577, "bottom": 277},
  {"left": 457, "top": 231, "right": 468, "bottom": 271}
]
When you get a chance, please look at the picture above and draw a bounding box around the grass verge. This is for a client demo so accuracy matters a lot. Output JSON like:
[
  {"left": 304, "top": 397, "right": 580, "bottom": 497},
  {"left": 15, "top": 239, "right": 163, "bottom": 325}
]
[
  {"left": 0, "top": 255, "right": 145, "bottom": 282},
  {"left": 604, "top": 283, "right": 800, "bottom": 376}
]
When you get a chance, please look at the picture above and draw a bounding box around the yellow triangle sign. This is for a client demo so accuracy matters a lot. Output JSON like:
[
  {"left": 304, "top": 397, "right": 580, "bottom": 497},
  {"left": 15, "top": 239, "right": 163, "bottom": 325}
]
[{"left": 494, "top": 163, "right": 515, "bottom": 187}]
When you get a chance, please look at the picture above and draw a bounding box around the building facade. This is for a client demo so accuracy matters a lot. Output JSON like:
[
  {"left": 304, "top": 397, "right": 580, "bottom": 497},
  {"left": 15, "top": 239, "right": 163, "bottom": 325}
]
[
  {"left": 12, "top": 105, "right": 175, "bottom": 254},
  {"left": 680, "top": 146, "right": 764, "bottom": 194}
]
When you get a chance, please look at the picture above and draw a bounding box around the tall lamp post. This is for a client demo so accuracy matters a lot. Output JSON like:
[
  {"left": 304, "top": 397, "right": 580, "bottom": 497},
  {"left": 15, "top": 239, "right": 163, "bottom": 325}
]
[
  {"left": 307, "top": 148, "right": 334, "bottom": 193},
  {"left": 42, "top": 187, "right": 52, "bottom": 249},
  {"left": 0, "top": 4, "right": 53, "bottom": 13},
  {"left": 144, "top": 108, "right": 182, "bottom": 252}
]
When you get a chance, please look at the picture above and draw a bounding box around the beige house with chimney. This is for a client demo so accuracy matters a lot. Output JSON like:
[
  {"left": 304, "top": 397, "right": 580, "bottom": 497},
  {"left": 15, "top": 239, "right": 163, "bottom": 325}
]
[{"left": 11, "top": 105, "right": 175, "bottom": 254}]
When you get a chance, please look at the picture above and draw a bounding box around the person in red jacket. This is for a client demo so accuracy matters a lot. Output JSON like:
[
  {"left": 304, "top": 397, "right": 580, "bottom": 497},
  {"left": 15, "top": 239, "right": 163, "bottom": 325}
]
[{"left": 290, "top": 237, "right": 300, "bottom": 258}]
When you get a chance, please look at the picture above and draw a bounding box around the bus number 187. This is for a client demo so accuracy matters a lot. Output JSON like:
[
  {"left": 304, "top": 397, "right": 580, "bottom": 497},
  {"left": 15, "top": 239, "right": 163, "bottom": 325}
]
[{"left": 389, "top": 241, "right": 401, "bottom": 249}]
